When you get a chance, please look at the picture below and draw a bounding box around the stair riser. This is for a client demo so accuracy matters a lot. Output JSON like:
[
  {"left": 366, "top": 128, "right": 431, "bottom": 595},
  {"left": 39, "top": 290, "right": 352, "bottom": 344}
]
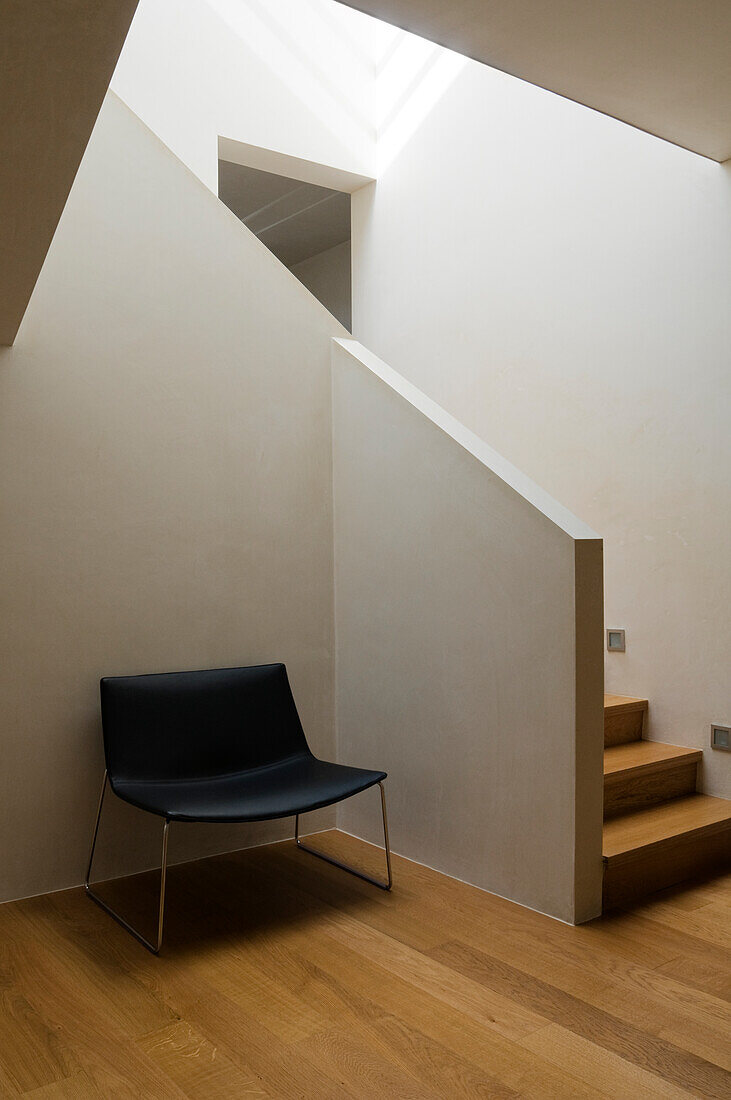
[
  {"left": 604, "top": 706, "right": 646, "bottom": 746},
  {"left": 603, "top": 827, "right": 731, "bottom": 909},
  {"left": 604, "top": 761, "right": 698, "bottom": 818}
]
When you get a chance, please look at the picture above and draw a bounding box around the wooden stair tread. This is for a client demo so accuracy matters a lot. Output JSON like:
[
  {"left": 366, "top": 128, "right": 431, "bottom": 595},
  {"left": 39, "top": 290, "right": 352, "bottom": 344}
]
[
  {"left": 604, "top": 694, "right": 648, "bottom": 712},
  {"left": 604, "top": 740, "right": 701, "bottom": 778},
  {"left": 603, "top": 794, "right": 731, "bottom": 863}
]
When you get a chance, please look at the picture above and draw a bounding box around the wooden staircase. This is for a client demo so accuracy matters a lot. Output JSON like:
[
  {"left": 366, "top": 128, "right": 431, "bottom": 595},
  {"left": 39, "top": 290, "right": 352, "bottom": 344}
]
[{"left": 602, "top": 695, "right": 731, "bottom": 908}]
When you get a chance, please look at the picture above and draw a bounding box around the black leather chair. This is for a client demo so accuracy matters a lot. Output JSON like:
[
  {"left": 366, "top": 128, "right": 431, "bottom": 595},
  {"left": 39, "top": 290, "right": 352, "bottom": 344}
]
[{"left": 86, "top": 663, "right": 391, "bottom": 953}]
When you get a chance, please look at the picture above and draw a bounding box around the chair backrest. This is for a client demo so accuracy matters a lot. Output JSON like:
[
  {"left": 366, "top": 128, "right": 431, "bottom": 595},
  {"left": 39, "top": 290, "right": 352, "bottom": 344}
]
[{"left": 100, "top": 663, "right": 309, "bottom": 783}]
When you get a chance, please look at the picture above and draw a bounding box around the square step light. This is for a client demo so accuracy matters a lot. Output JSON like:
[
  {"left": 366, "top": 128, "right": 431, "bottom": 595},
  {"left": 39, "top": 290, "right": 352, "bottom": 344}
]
[
  {"left": 711, "top": 724, "right": 730, "bottom": 751},
  {"left": 606, "top": 629, "right": 625, "bottom": 652}
]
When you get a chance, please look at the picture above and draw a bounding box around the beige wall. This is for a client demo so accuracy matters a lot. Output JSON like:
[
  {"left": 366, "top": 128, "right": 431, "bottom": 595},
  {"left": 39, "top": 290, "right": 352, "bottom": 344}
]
[
  {"left": 111, "top": 0, "right": 381, "bottom": 192},
  {"left": 332, "top": 340, "right": 604, "bottom": 924},
  {"left": 0, "top": 93, "right": 344, "bottom": 902},
  {"left": 353, "top": 62, "right": 731, "bottom": 798}
]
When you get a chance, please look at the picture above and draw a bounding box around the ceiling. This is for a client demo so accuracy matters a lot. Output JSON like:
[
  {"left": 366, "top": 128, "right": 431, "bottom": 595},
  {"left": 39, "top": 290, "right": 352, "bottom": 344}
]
[
  {"left": 218, "top": 161, "right": 351, "bottom": 268},
  {"left": 0, "top": 0, "right": 140, "bottom": 346},
  {"left": 336, "top": 0, "right": 731, "bottom": 161}
]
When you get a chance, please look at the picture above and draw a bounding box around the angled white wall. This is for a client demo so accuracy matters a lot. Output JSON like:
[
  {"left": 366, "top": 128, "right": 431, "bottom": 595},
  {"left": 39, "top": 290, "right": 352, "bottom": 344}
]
[
  {"left": 0, "top": 94, "right": 344, "bottom": 902},
  {"left": 332, "top": 341, "right": 604, "bottom": 924},
  {"left": 352, "top": 60, "right": 731, "bottom": 797},
  {"left": 111, "top": 0, "right": 387, "bottom": 190}
]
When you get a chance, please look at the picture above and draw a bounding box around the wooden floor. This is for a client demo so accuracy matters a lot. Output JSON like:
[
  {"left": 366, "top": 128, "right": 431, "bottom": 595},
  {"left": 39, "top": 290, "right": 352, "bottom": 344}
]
[{"left": 1, "top": 831, "right": 729, "bottom": 1098}]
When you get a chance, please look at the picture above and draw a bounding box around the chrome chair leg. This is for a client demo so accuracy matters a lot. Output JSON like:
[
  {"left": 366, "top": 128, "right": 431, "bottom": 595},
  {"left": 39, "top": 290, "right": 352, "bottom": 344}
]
[
  {"left": 85, "top": 770, "right": 171, "bottom": 954},
  {"left": 295, "top": 779, "right": 392, "bottom": 890}
]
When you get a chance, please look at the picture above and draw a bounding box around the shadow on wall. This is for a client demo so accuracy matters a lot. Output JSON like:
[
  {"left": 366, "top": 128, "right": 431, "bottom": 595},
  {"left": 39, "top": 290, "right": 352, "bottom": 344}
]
[{"left": 218, "top": 159, "right": 352, "bottom": 330}]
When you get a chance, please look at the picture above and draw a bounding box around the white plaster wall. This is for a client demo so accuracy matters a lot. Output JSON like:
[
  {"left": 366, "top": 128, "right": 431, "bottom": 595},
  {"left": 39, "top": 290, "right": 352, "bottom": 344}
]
[
  {"left": 111, "top": 0, "right": 384, "bottom": 190},
  {"left": 352, "top": 61, "right": 731, "bottom": 797},
  {"left": 290, "top": 242, "right": 352, "bottom": 331},
  {"left": 0, "top": 94, "right": 344, "bottom": 902},
  {"left": 332, "top": 341, "right": 604, "bottom": 924}
]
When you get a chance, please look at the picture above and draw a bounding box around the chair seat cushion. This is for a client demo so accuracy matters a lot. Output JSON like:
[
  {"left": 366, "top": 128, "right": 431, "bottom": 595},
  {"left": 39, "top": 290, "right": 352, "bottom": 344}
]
[{"left": 110, "top": 753, "right": 386, "bottom": 823}]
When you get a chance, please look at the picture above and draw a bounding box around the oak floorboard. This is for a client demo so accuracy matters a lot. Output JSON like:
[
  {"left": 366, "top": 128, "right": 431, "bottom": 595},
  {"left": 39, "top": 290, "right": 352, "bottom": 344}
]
[
  {"left": 0, "top": 902, "right": 188, "bottom": 1099},
  {"left": 268, "top": 833, "right": 676, "bottom": 979},
  {"left": 597, "top": 908, "right": 731, "bottom": 1000},
  {"left": 136, "top": 1020, "right": 269, "bottom": 1098},
  {"left": 617, "top": 897, "right": 731, "bottom": 943},
  {"left": 429, "top": 939, "right": 730, "bottom": 1097},
  {"left": 21, "top": 1072, "right": 105, "bottom": 1098},
  {"left": 520, "top": 1024, "right": 693, "bottom": 1099},
  {"left": 0, "top": 831, "right": 729, "bottom": 1098},
  {"left": 296, "top": 1026, "right": 445, "bottom": 1100},
  {"left": 285, "top": 915, "right": 606, "bottom": 1097},
  {"left": 636, "top": 876, "right": 731, "bottom": 912}
]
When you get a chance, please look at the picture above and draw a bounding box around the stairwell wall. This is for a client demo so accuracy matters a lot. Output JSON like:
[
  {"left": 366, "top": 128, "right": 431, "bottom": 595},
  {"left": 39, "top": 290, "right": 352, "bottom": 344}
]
[
  {"left": 352, "top": 59, "right": 731, "bottom": 797},
  {"left": 0, "top": 93, "right": 342, "bottom": 902},
  {"left": 332, "top": 341, "right": 605, "bottom": 924}
]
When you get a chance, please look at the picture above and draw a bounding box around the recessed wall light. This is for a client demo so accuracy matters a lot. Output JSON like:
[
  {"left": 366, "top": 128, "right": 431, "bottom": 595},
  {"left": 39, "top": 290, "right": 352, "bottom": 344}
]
[
  {"left": 606, "top": 629, "right": 625, "bottom": 652},
  {"left": 711, "top": 724, "right": 730, "bottom": 751}
]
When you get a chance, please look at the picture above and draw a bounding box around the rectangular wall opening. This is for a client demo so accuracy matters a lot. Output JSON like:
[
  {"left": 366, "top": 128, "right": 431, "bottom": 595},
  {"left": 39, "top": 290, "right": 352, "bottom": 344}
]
[{"left": 218, "top": 159, "right": 351, "bottom": 330}]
